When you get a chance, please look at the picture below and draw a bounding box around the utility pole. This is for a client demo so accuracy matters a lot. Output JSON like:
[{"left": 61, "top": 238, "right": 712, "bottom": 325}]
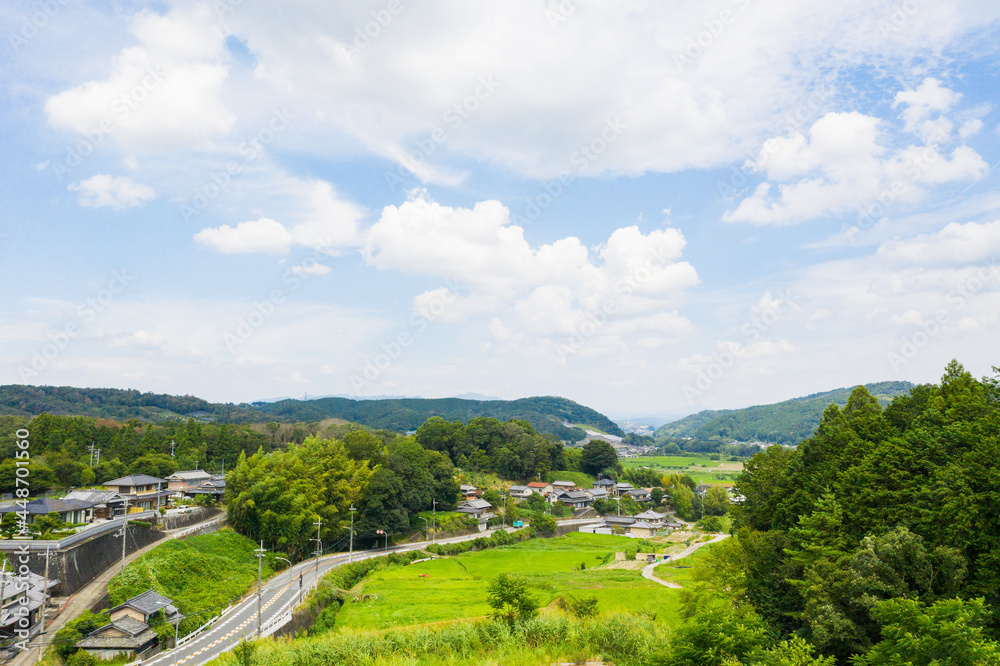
[
  {"left": 37, "top": 547, "right": 50, "bottom": 663},
  {"left": 432, "top": 499, "right": 437, "bottom": 544},
  {"left": 254, "top": 541, "right": 265, "bottom": 638},
  {"left": 95, "top": 448, "right": 101, "bottom": 466},
  {"left": 312, "top": 517, "right": 322, "bottom": 581},
  {"left": 169, "top": 440, "right": 176, "bottom": 458},
  {"left": 348, "top": 505, "right": 356, "bottom": 564},
  {"left": 120, "top": 497, "right": 130, "bottom": 574},
  {"left": 0, "top": 558, "right": 8, "bottom": 615},
  {"left": 502, "top": 494, "right": 507, "bottom": 529},
  {"left": 89, "top": 443, "right": 95, "bottom": 467}
]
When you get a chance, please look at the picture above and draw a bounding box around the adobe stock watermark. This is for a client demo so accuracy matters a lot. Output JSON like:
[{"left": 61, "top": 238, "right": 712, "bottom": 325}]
[
  {"left": 887, "top": 255, "right": 1000, "bottom": 371},
  {"left": 51, "top": 64, "right": 166, "bottom": 182},
  {"left": 555, "top": 244, "right": 675, "bottom": 362},
  {"left": 16, "top": 269, "right": 134, "bottom": 381},
  {"left": 350, "top": 279, "right": 465, "bottom": 392},
  {"left": 7, "top": 0, "right": 71, "bottom": 53},
  {"left": 877, "top": 0, "right": 926, "bottom": 37},
  {"left": 845, "top": 124, "right": 949, "bottom": 244},
  {"left": 223, "top": 240, "right": 335, "bottom": 352},
  {"left": 180, "top": 107, "right": 294, "bottom": 221},
  {"left": 545, "top": 0, "right": 580, "bottom": 28},
  {"left": 385, "top": 76, "right": 500, "bottom": 189},
  {"left": 674, "top": 0, "right": 752, "bottom": 72},
  {"left": 716, "top": 85, "right": 835, "bottom": 201},
  {"left": 341, "top": 0, "right": 404, "bottom": 61},
  {"left": 511, "top": 117, "right": 627, "bottom": 227},
  {"left": 681, "top": 289, "right": 798, "bottom": 404}
]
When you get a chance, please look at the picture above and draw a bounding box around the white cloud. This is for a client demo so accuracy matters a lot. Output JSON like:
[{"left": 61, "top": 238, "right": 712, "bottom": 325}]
[
  {"left": 725, "top": 81, "right": 988, "bottom": 225},
  {"left": 194, "top": 218, "right": 294, "bottom": 254},
  {"left": 876, "top": 220, "right": 1000, "bottom": 266},
  {"left": 45, "top": 6, "right": 235, "bottom": 151},
  {"left": 69, "top": 174, "right": 156, "bottom": 210},
  {"left": 364, "top": 195, "right": 699, "bottom": 353}
]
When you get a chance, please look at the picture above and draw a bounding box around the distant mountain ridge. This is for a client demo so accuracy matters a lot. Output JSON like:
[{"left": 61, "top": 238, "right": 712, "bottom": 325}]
[
  {"left": 656, "top": 380, "right": 915, "bottom": 445},
  {"left": 0, "top": 385, "right": 622, "bottom": 437}
]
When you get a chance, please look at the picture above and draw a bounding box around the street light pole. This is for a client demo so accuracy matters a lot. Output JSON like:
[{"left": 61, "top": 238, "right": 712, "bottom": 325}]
[
  {"left": 254, "top": 541, "right": 265, "bottom": 638},
  {"left": 502, "top": 494, "right": 507, "bottom": 530},
  {"left": 312, "top": 517, "right": 322, "bottom": 581},
  {"left": 120, "top": 497, "right": 130, "bottom": 574},
  {"left": 432, "top": 499, "right": 437, "bottom": 544},
  {"left": 349, "top": 505, "right": 356, "bottom": 564},
  {"left": 418, "top": 516, "right": 428, "bottom": 541}
]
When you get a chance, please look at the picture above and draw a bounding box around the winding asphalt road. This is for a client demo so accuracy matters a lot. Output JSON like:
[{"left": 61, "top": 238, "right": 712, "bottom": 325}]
[{"left": 142, "top": 527, "right": 528, "bottom": 666}]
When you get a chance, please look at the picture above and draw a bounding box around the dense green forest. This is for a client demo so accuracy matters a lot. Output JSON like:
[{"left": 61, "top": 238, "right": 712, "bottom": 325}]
[
  {"left": 664, "top": 361, "right": 1000, "bottom": 664},
  {"left": 0, "top": 385, "right": 619, "bottom": 438},
  {"left": 656, "top": 381, "right": 914, "bottom": 446}
]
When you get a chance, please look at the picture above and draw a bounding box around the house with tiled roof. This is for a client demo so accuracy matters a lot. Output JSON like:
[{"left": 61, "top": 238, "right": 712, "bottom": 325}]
[{"left": 75, "top": 615, "right": 159, "bottom": 661}]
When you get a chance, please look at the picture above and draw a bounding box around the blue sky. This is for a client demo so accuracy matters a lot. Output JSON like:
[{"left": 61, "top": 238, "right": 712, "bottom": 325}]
[{"left": 2, "top": 0, "right": 999, "bottom": 420}]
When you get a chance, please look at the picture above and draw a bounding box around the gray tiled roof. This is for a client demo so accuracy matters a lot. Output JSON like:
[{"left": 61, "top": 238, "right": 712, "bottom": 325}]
[
  {"left": 76, "top": 616, "right": 157, "bottom": 649},
  {"left": 111, "top": 590, "right": 178, "bottom": 617},
  {"left": 0, "top": 498, "right": 94, "bottom": 515},
  {"left": 103, "top": 474, "right": 167, "bottom": 487}
]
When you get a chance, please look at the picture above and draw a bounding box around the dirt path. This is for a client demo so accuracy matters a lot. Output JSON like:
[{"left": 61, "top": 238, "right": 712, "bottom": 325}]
[
  {"left": 641, "top": 533, "right": 729, "bottom": 589},
  {"left": 9, "top": 512, "right": 226, "bottom": 666}
]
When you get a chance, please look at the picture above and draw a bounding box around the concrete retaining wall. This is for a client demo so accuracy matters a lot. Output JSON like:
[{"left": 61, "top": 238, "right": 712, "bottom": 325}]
[{"left": 0, "top": 507, "right": 221, "bottom": 596}]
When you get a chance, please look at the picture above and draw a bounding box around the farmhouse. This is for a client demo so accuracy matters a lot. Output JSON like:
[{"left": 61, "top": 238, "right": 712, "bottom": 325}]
[
  {"left": 526, "top": 481, "right": 553, "bottom": 497},
  {"left": 509, "top": 485, "right": 532, "bottom": 499},
  {"left": 0, "top": 498, "right": 94, "bottom": 525},
  {"left": 165, "top": 470, "right": 212, "bottom": 495},
  {"left": 76, "top": 590, "right": 183, "bottom": 661},
  {"left": 102, "top": 475, "right": 171, "bottom": 512},
  {"left": 554, "top": 490, "right": 593, "bottom": 509}
]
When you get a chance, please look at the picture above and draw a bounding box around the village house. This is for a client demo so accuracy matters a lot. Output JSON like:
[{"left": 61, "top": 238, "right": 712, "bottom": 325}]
[
  {"left": 626, "top": 488, "right": 652, "bottom": 503},
  {"left": 165, "top": 470, "right": 212, "bottom": 495},
  {"left": 76, "top": 590, "right": 183, "bottom": 661},
  {"left": 550, "top": 480, "right": 577, "bottom": 492},
  {"left": 592, "top": 478, "right": 615, "bottom": 492},
  {"left": 63, "top": 489, "right": 126, "bottom": 520},
  {"left": 554, "top": 490, "right": 593, "bottom": 509},
  {"left": 102, "top": 475, "right": 171, "bottom": 512},
  {"left": 0, "top": 498, "right": 94, "bottom": 525},
  {"left": 459, "top": 484, "right": 480, "bottom": 499},
  {"left": 0, "top": 570, "right": 56, "bottom": 646},
  {"left": 526, "top": 481, "right": 553, "bottom": 497},
  {"left": 182, "top": 476, "right": 226, "bottom": 502},
  {"left": 633, "top": 509, "right": 667, "bottom": 527},
  {"left": 613, "top": 482, "right": 634, "bottom": 497},
  {"left": 508, "top": 485, "right": 532, "bottom": 499},
  {"left": 626, "top": 521, "right": 658, "bottom": 538}
]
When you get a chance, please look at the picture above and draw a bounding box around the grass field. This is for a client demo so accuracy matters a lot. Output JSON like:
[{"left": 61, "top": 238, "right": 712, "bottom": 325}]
[
  {"left": 652, "top": 545, "right": 713, "bottom": 586},
  {"left": 334, "top": 533, "right": 684, "bottom": 632},
  {"left": 622, "top": 455, "right": 743, "bottom": 486}
]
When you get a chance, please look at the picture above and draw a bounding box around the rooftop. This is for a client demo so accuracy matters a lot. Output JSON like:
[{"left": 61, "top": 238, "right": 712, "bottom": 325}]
[
  {"left": 103, "top": 474, "right": 168, "bottom": 487},
  {"left": 0, "top": 497, "right": 96, "bottom": 515}
]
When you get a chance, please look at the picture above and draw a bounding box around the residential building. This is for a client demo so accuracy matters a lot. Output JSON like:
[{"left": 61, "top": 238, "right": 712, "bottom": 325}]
[
  {"left": 456, "top": 498, "right": 494, "bottom": 520},
  {"left": 509, "top": 485, "right": 532, "bottom": 499},
  {"left": 627, "top": 521, "right": 658, "bottom": 538},
  {"left": 165, "top": 470, "right": 212, "bottom": 495},
  {"left": 592, "top": 478, "right": 615, "bottom": 491},
  {"left": 0, "top": 498, "right": 94, "bottom": 525},
  {"left": 102, "top": 475, "right": 171, "bottom": 512},
  {"left": 554, "top": 490, "right": 593, "bottom": 509},
  {"left": 63, "top": 489, "right": 126, "bottom": 519},
  {"left": 0, "top": 570, "right": 56, "bottom": 646},
  {"left": 627, "top": 488, "right": 652, "bottom": 503},
  {"left": 614, "top": 482, "right": 634, "bottom": 497},
  {"left": 526, "top": 481, "right": 553, "bottom": 497},
  {"left": 551, "top": 480, "right": 576, "bottom": 491},
  {"left": 75, "top": 616, "right": 159, "bottom": 660},
  {"left": 459, "top": 484, "right": 480, "bottom": 499},
  {"left": 77, "top": 590, "right": 183, "bottom": 661},
  {"left": 589, "top": 488, "right": 610, "bottom": 500},
  {"left": 633, "top": 510, "right": 667, "bottom": 527},
  {"left": 183, "top": 476, "right": 226, "bottom": 502}
]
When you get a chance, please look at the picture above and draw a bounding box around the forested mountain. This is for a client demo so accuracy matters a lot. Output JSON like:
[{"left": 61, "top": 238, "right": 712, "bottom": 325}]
[
  {"left": 656, "top": 381, "right": 914, "bottom": 445},
  {"left": 690, "top": 361, "right": 1000, "bottom": 663},
  {"left": 0, "top": 385, "right": 621, "bottom": 438},
  {"left": 251, "top": 395, "right": 623, "bottom": 437}
]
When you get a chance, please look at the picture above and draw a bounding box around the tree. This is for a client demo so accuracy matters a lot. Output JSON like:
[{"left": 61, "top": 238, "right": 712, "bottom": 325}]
[
  {"left": 854, "top": 597, "right": 1000, "bottom": 666},
  {"left": 486, "top": 573, "right": 539, "bottom": 626},
  {"left": 703, "top": 485, "right": 730, "bottom": 516},
  {"left": 580, "top": 440, "right": 617, "bottom": 476},
  {"left": 533, "top": 514, "right": 557, "bottom": 534}
]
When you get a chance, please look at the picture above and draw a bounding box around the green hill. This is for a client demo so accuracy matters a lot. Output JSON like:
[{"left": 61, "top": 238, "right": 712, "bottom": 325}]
[
  {"left": 0, "top": 385, "right": 622, "bottom": 437},
  {"left": 656, "top": 381, "right": 914, "bottom": 445}
]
